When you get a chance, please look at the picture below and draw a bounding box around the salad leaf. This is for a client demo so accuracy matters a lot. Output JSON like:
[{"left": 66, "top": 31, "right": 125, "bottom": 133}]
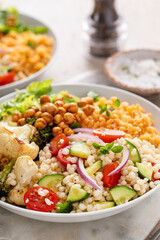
[{"left": 26, "top": 79, "right": 53, "bottom": 97}]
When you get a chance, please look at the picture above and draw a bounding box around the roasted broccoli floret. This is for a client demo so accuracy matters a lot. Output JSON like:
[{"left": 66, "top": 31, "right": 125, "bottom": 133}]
[
  {"left": 26, "top": 117, "right": 37, "bottom": 126},
  {"left": 32, "top": 126, "right": 53, "bottom": 150},
  {"left": 0, "top": 160, "right": 14, "bottom": 197}
]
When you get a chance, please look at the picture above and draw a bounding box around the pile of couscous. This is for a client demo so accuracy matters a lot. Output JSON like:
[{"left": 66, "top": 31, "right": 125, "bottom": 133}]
[{"left": 0, "top": 80, "right": 160, "bottom": 214}]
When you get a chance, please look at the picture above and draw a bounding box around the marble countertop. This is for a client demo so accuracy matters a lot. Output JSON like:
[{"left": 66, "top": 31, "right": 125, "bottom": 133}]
[{"left": 1, "top": 0, "right": 160, "bottom": 239}]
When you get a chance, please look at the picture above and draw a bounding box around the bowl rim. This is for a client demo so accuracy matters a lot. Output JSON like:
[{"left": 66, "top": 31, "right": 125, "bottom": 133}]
[
  {"left": 0, "top": 11, "right": 57, "bottom": 91},
  {"left": 0, "top": 82, "right": 160, "bottom": 220},
  {"left": 104, "top": 48, "right": 160, "bottom": 94}
]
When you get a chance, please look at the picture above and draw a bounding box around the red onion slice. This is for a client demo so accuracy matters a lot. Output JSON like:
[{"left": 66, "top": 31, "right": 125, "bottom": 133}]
[
  {"left": 67, "top": 133, "right": 104, "bottom": 143},
  {"left": 77, "top": 158, "right": 102, "bottom": 191},
  {"left": 108, "top": 146, "right": 129, "bottom": 176},
  {"left": 73, "top": 128, "right": 93, "bottom": 134}
]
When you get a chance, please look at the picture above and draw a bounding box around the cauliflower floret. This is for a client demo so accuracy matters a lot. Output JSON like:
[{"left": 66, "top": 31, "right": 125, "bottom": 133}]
[
  {"left": 8, "top": 155, "right": 38, "bottom": 206},
  {"left": 0, "top": 123, "right": 39, "bottom": 161},
  {"left": 14, "top": 156, "right": 38, "bottom": 185},
  {"left": 8, "top": 187, "right": 28, "bottom": 206}
]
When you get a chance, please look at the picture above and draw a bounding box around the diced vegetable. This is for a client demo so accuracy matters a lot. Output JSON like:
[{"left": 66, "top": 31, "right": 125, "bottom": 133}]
[
  {"left": 77, "top": 158, "right": 102, "bottom": 190},
  {"left": 135, "top": 162, "right": 153, "bottom": 182},
  {"left": 38, "top": 174, "right": 64, "bottom": 192},
  {"left": 109, "top": 186, "right": 137, "bottom": 205},
  {"left": 86, "top": 160, "right": 102, "bottom": 176},
  {"left": 69, "top": 141, "right": 91, "bottom": 158},
  {"left": 50, "top": 133, "right": 69, "bottom": 155},
  {"left": 126, "top": 140, "right": 141, "bottom": 163},
  {"left": 67, "top": 185, "right": 90, "bottom": 203},
  {"left": 93, "top": 201, "right": 115, "bottom": 209},
  {"left": 103, "top": 162, "right": 121, "bottom": 189},
  {"left": 56, "top": 201, "right": 73, "bottom": 213},
  {"left": 93, "top": 128, "right": 126, "bottom": 143}
]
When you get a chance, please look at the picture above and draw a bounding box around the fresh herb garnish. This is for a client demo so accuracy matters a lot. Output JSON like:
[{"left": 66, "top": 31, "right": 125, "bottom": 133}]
[
  {"left": 99, "top": 104, "right": 107, "bottom": 114},
  {"left": 93, "top": 141, "right": 123, "bottom": 156},
  {"left": 106, "top": 110, "right": 110, "bottom": 117},
  {"left": 87, "top": 91, "right": 100, "bottom": 102},
  {"left": 27, "top": 40, "right": 37, "bottom": 48},
  {"left": 122, "top": 66, "right": 129, "bottom": 71},
  {"left": 109, "top": 106, "right": 115, "bottom": 112},
  {"left": 114, "top": 99, "right": 120, "bottom": 107}
]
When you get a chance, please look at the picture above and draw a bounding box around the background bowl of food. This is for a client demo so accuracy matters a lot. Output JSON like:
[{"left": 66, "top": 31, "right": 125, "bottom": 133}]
[
  {"left": 104, "top": 49, "right": 160, "bottom": 95},
  {"left": 0, "top": 7, "right": 56, "bottom": 96}
]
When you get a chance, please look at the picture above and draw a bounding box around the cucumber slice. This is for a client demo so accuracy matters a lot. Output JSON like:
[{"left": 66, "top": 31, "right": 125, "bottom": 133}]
[
  {"left": 109, "top": 186, "right": 137, "bottom": 205},
  {"left": 56, "top": 201, "right": 73, "bottom": 213},
  {"left": 135, "top": 162, "right": 153, "bottom": 182},
  {"left": 69, "top": 141, "right": 91, "bottom": 158},
  {"left": 38, "top": 174, "right": 64, "bottom": 192},
  {"left": 86, "top": 160, "right": 102, "bottom": 176},
  {"left": 126, "top": 140, "right": 141, "bottom": 163},
  {"left": 94, "top": 201, "right": 115, "bottom": 209},
  {"left": 67, "top": 185, "right": 90, "bottom": 203}
]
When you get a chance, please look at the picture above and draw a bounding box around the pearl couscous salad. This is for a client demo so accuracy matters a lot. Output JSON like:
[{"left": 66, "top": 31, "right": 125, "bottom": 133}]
[{"left": 0, "top": 79, "right": 160, "bottom": 213}]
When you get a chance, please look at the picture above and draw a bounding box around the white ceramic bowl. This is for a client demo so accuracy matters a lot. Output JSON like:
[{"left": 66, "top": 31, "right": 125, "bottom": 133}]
[
  {"left": 0, "top": 83, "right": 160, "bottom": 222},
  {"left": 0, "top": 13, "right": 57, "bottom": 96},
  {"left": 104, "top": 49, "right": 160, "bottom": 95}
]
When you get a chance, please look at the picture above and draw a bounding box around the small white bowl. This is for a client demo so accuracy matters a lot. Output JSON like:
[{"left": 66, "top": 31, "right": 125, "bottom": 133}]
[
  {"left": 104, "top": 49, "right": 160, "bottom": 95},
  {"left": 0, "top": 13, "right": 57, "bottom": 96}
]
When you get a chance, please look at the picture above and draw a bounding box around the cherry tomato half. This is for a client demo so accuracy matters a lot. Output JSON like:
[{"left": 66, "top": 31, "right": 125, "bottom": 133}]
[
  {"left": 102, "top": 162, "right": 121, "bottom": 188},
  {"left": 93, "top": 128, "right": 126, "bottom": 143},
  {"left": 0, "top": 71, "right": 15, "bottom": 86},
  {"left": 151, "top": 163, "right": 160, "bottom": 181},
  {"left": 57, "top": 146, "right": 73, "bottom": 166},
  {"left": 24, "top": 186, "right": 58, "bottom": 212},
  {"left": 49, "top": 133, "right": 69, "bottom": 155}
]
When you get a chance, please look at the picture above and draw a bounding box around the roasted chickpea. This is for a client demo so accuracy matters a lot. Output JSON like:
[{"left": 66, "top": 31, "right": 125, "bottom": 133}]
[
  {"left": 64, "top": 127, "right": 74, "bottom": 136},
  {"left": 54, "top": 114, "right": 63, "bottom": 124},
  {"left": 78, "top": 97, "right": 93, "bottom": 107},
  {"left": 18, "top": 118, "right": 26, "bottom": 126},
  {"left": 64, "top": 93, "right": 73, "bottom": 99},
  {"left": 57, "top": 107, "right": 66, "bottom": 115},
  {"left": 67, "top": 103, "right": 78, "bottom": 113},
  {"left": 24, "top": 109, "right": 35, "bottom": 119},
  {"left": 35, "top": 111, "right": 42, "bottom": 118},
  {"left": 75, "top": 111, "right": 86, "bottom": 122},
  {"left": 58, "top": 121, "right": 68, "bottom": 129},
  {"left": 41, "top": 103, "right": 58, "bottom": 116},
  {"left": 54, "top": 100, "right": 64, "bottom": 107},
  {"left": 52, "top": 126, "right": 62, "bottom": 136},
  {"left": 12, "top": 112, "right": 23, "bottom": 122},
  {"left": 41, "top": 112, "right": 54, "bottom": 123},
  {"left": 82, "top": 104, "right": 95, "bottom": 116},
  {"left": 40, "top": 95, "right": 51, "bottom": 105},
  {"left": 63, "top": 103, "right": 70, "bottom": 110},
  {"left": 35, "top": 118, "right": 47, "bottom": 129},
  {"left": 48, "top": 121, "right": 54, "bottom": 127},
  {"left": 63, "top": 112, "right": 75, "bottom": 124},
  {"left": 29, "top": 106, "right": 39, "bottom": 112},
  {"left": 54, "top": 97, "right": 65, "bottom": 102}
]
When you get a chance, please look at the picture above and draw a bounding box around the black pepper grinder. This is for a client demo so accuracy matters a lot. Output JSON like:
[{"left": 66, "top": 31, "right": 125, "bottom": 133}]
[{"left": 83, "top": 0, "right": 127, "bottom": 57}]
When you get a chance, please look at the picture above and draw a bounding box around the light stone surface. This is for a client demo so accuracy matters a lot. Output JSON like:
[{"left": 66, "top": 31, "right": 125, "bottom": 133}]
[{"left": 0, "top": 0, "right": 160, "bottom": 239}]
